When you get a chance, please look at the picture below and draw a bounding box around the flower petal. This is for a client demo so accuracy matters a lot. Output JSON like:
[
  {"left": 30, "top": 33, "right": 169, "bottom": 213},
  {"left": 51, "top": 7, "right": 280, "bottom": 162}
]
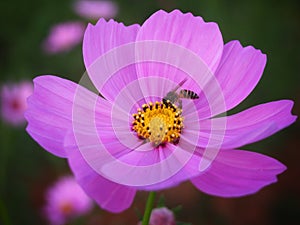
[
  {"left": 42, "top": 21, "right": 85, "bottom": 54},
  {"left": 83, "top": 19, "right": 141, "bottom": 102},
  {"left": 199, "top": 40, "right": 267, "bottom": 114},
  {"left": 25, "top": 76, "right": 78, "bottom": 157},
  {"left": 138, "top": 146, "right": 205, "bottom": 191},
  {"left": 73, "top": 0, "right": 118, "bottom": 20},
  {"left": 25, "top": 75, "right": 101, "bottom": 158},
  {"left": 197, "top": 100, "right": 297, "bottom": 149},
  {"left": 65, "top": 132, "right": 136, "bottom": 213},
  {"left": 191, "top": 149, "right": 286, "bottom": 197},
  {"left": 109, "top": 143, "right": 193, "bottom": 190},
  {"left": 83, "top": 18, "right": 139, "bottom": 68},
  {"left": 136, "top": 9, "right": 223, "bottom": 73},
  {"left": 108, "top": 132, "right": 206, "bottom": 191}
]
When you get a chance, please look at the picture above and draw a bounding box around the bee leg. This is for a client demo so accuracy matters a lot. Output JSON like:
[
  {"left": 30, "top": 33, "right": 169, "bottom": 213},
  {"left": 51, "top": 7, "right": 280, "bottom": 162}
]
[
  {"left": 162, "top": 98, "right": 168, "bottom": 106},
  {"left": 178, "top": 99, "right": 182, "bottom": 109}
]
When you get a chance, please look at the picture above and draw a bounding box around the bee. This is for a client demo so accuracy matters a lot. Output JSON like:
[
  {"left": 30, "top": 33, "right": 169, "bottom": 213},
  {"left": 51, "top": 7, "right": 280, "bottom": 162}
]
[{"left": 163, "top": 78, "right": 199, "bottom": 108}]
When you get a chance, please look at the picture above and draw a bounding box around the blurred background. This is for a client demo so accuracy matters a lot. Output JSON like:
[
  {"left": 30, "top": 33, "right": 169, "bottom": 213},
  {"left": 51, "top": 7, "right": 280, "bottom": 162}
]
[{"left": 0, "top": 0, "right": 299, "bottom": 224}]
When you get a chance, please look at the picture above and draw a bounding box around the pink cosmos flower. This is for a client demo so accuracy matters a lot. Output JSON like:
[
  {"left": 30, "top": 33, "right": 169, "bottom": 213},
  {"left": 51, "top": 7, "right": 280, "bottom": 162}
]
[
  {"left": 43, "top": 176, "right": 93, "bottom": 225},
  {"left": 1, "top": 81, "right": 33, "bottom": 126},
  {"left": 26, "top": 10, "right": 296, "bottom": 213},
  {"left": 42, "top": 21, "right": 85, "bottom": 54},
  {"left": 137, "top": 207, "right": 176, "bottom": 225},
  {"left": 73, "top": 0, "right": 118, "bottom": 20}
]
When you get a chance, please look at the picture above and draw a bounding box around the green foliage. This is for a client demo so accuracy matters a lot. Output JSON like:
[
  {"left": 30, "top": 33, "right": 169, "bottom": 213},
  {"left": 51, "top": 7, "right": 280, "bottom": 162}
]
[{"left": 156, "top": 194, "right": 166, "bottom": 208}]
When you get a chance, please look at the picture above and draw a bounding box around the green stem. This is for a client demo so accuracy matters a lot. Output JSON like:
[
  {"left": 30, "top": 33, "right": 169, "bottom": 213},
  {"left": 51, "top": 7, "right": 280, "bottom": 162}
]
[{"left": 142, "top": 191, "right": 156, "bottom": 225}]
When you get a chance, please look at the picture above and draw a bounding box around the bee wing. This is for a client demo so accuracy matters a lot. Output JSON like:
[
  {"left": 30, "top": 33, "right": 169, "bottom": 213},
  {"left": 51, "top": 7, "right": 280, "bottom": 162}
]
[
  {"left": 171, "top": 77, "right": 188, "bottom": 92},
  {"left": 163, "top": 78, "right": 188, "bottom": 102}
]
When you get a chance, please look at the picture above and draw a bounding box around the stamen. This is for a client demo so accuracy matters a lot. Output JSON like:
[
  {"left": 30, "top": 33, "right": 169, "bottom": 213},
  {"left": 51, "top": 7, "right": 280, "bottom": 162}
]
[{"left": 132, "top": 101, "right": 184, "bottom": 147}]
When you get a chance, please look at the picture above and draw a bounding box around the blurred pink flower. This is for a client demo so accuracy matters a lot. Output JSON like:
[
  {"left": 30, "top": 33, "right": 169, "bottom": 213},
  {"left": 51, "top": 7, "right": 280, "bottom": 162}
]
[
  {"left": 138, "top": 207, "right": 176, "bottom": 225},
  {"left": 74, "top": 0, "right": 118, "bottom": 20},
  {"left": 1, "top": 81, "right": 33, "bottom": 126},
  {"left": 42, "top": 21, "right": 85, "bottom": 54},
  {"left": 44, "top": 176, "right": 93, "bottom": 225}
]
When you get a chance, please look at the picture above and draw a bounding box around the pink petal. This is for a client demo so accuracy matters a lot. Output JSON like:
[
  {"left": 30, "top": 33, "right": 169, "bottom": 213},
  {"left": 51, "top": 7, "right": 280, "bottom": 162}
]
[
  {"left": 25, "top": 75, "right": 100, "bottom": 158},
  {"left": 191, "top": 149, "right": 286, "bottom": 197},
  {"left": 136, "top": 10, "right": 223, "bottom": 73},
  {"left": 199, "top": 40, "right": 267, "bottom": 115},
  {"left": 71, "top": 85, "right": 142, "bottom": 158},
  {"left": 197, "top": 100, "right": 297, "bottom": 149},
  {"left": 1, "top": 81, "right": 33, "bottom": 126},
  {"left": 128, "top": 142, "right": 205, "bottom": 191},
  {"left": 25, "top": 76, "right": 78, "bottom": 157},
  {"left": 44, "top": 176, "right": 93, "bottom": 224},
  {"left": 42, "top": 21, "right": 85, "bottom": 54},
  {"left": 149, "top": 207, "right": 176, "bottom": 225},
  {"left": 83, "top": 19, "right": 139, "bottom": 68},
  {"left": 65, "top": 132, "right": 136, "bottom": 213},
  {"left": 109, "top": 143, "right": 190, "bottom": 190},
  {"left": 73, "top": 0, "right": 118, "bottom": 20},
  {"left": 83, "top": 18, "right": 141, "bottom": 102}
]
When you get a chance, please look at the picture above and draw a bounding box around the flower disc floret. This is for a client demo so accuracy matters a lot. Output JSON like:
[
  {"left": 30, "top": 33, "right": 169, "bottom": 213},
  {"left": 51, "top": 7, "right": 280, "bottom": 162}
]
[{"left": 132, "top": 100, "right": 184, "bottom": 146}]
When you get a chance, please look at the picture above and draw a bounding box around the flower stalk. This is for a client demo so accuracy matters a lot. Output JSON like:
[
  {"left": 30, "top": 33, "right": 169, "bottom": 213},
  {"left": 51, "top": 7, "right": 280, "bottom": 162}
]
[{"left": 142, "top": 191, "right": 156, "bottom": 225}]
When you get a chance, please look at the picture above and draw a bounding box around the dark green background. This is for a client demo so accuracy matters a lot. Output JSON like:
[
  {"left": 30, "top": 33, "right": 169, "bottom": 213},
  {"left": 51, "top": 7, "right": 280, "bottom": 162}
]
[{"left": 0, "top": 0, "right": 299, "bottom": 224}]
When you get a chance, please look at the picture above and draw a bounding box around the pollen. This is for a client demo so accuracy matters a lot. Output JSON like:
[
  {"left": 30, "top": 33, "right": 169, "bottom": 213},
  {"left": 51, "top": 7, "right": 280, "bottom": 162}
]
[{"left": 132, "top": 100, "right": 184, "bottom": 147}]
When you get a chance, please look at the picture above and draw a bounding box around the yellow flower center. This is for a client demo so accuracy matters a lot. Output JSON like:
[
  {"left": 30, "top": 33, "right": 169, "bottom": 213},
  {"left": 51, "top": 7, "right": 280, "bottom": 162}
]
[{"left": 132, "top": 100, "right": 184, "bottom": 147}]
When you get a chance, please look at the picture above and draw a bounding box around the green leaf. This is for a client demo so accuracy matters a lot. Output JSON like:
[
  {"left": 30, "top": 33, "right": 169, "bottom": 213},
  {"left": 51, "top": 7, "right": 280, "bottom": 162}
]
[
  {"left": 157, "top": 194, "right": 165, "bottom": 208},
  {"left": 172, "top": 205, "right": 183, "bottom": 215},
  {"left": 134, "top": 207, "right": 143, "bottom": 221}
]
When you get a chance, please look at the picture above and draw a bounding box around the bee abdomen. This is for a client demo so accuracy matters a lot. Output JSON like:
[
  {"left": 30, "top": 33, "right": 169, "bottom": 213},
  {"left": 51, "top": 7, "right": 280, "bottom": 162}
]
[{"left": 179, "top": 89, "right": 199, "bottom": 99}]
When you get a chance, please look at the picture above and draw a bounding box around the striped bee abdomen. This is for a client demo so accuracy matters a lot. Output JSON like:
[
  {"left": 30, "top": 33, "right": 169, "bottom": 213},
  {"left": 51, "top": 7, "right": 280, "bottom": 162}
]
[{"left": 179, "top": 89, "right": 199, "bottom": 99}]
